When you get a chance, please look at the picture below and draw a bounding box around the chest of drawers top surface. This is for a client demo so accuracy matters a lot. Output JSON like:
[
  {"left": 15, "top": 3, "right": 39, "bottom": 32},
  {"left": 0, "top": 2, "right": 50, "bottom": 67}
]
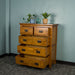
[{"left": 20, "top": 23, "right": 58, "bottom": 27}]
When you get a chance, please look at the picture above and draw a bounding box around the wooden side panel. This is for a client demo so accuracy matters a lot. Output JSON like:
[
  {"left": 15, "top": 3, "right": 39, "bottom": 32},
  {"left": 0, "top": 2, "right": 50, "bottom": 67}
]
[
  {"left": 51, "top": 26, "right": 57, "bottom": 64},
  {"left": 48, "top": 27, "right": 53, "bottom": 68}
]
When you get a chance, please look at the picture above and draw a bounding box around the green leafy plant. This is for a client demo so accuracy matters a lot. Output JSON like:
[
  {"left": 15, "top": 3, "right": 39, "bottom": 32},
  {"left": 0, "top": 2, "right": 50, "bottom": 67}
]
[
  {"left": 28, "top": 14, "right": 32, "bottom": 18},
  {"left": 42, "top": 12, "right": 51, "bottom": 19},
  {"left": 33, "top": 14, "right": 37, "bottom": 17},
  {"left": 22, "top": 14, "right": 36, "bottom": 23},
  {"left": 27, "top": 14, "right": 32, "bottom": 22},
  {"left": 27, "top": 14, "right": 36, "bottom": 22},
  {"left": 23, "top": 17, "right": 25, "bottom": 20}
]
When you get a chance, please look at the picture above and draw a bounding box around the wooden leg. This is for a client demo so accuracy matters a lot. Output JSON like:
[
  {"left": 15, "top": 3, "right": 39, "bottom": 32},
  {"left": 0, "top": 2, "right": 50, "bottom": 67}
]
[
  {"left": 48, "top": 58, "right": 52, "bottom": 68},
  {"left": 49, "top": 63, "right": 52, "bottom": 68},
  {"left": 53, "top": 60, "right": 56, "bottom": 64}
]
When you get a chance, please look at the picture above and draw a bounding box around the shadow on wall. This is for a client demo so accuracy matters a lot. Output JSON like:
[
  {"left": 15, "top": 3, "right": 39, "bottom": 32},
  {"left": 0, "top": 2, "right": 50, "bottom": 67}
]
[
  {"left": 49, "top": 13, "right": 65, "bottom": 60},
  {"left": 56, "top": 24, "right": 65, "bottom": 60}
]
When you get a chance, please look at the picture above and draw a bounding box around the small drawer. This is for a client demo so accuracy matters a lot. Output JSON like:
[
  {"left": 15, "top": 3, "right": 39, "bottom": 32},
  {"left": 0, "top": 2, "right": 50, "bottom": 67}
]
[
  {"left": 34, "top": 27, "right": 50, "bottom": 36},
  {"left": 15, "top": 55, "right": 49, "bottom": 68},
  {"left": 17, "top": 45, "right": 49, "bottom": 57},
  {"left": 32, "top": 37, "right": 49, "bottom": 46},
  {"left": 19, "top": 36, "right": 32, "bottom": 45},
  {"left": 20, "top": 26, "right": 33, "bottom": 35}
]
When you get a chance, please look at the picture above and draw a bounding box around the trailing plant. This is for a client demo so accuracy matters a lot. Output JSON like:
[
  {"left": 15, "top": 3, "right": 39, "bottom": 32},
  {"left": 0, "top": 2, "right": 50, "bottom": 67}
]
[
  {"left": 27, "top": 14, "right": 37, "bottom": 22},
  {"left": 27, "top": 14, "right": 32, "bottom": 22},
  {"left": 22, "top": 14, "right": 37, "bottom": 23},
  {"left": 42, "top": 12, "right": 51, "bottom": 19},
  {"left": 23, "top": 17, "right": 25, "bottom": 20}
]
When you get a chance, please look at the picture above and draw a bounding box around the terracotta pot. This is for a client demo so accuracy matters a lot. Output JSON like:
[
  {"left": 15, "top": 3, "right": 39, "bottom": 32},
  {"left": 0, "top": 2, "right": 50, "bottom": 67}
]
[{"left": 43, "top": 19, "right": 48, "bottom": 24}]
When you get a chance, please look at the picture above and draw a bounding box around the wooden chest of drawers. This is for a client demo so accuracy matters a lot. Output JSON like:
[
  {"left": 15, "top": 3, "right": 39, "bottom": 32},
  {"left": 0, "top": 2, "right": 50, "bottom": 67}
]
[{"left": 15, "top": 23, "right": 58, "bottom": 69}]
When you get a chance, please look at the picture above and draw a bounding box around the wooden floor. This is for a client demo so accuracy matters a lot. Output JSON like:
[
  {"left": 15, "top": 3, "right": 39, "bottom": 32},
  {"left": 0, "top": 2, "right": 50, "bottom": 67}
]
[{"left": 0, "top": 55, "right": 75, "bottom": 75}]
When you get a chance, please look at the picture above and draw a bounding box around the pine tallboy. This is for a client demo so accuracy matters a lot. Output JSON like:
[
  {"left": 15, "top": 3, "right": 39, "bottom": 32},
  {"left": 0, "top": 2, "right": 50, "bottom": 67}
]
[{"left": 15, "top": 23, "right": 58, "bottom": 69}]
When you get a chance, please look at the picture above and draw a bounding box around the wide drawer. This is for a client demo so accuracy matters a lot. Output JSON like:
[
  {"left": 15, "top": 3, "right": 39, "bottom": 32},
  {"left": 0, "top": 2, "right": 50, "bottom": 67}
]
[
  {"left": 34, "top": 27, "right": 50, "bottom": 36},
  {"left": 17, "top": 45, "right": 49, "bottom": 57},
  {"left": 20, "top": 26, "right": 33, "bottom": 35},
  {"left": 19, "top": 36, "right": 49, "bottom": 46},
  {"left": 19, "top": 36, "right": 32, "bottom": 45},
  {"left": 15, "top": 55, "right": 49, "bottom": 68}
]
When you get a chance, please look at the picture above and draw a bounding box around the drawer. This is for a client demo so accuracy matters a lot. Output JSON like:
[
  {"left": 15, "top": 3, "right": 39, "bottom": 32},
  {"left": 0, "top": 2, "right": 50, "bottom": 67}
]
[
  {"left": 20, "top": 26, "right": 33, "bottom": 35},
  {"left": 19, "top": 36, "right": 32, "bottom": 44},
  {"left": 32, "top": 37, "right": 49, "bottom": 46},
  {"left": 19, "top": 36, "right": 49, "bottom": 46},
  {"left": 17, "top": 45, "right": 49, "bottom": 57},
  {"left": 34, "top": 27, "right": 50, "bottom": 36},
  {"left": 15, "top": 55, "right": 49, "bottom": 68}
]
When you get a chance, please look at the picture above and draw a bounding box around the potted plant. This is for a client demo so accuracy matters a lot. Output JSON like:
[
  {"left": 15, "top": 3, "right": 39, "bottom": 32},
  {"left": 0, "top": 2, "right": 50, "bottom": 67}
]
[
  {"left": 22, "top": 14, "right": 36, "bottom": 23},
  {"left": 42, "top": 12, "right": 51, "bottom": 24}
]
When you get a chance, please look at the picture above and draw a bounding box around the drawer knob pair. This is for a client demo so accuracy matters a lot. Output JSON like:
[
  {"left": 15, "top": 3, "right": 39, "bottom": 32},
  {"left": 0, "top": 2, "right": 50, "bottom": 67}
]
[
  {"left": 23, "top": 39, "right": 41, "bottom": 43},
  {"left": 20, "top": 60, "right": 39, "bottom": 66},
  {"left": 24, "top": 29, "right": 28, "bottom": 32}
]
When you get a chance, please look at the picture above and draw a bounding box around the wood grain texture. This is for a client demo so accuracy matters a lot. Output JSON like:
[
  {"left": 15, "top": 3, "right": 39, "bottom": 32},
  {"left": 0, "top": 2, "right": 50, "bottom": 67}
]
[
  {"left": 20, "top": 25, "right": 33, "bottom": 35},
  {"left": 15, "top": 55, "right": 49, "bottom": 69},
  {"left": 32, "top": 37, "right": 49, "bottom": 46},
  {"left": 34, "top": 27, "right": 50, "bottom": 36},
  {"left": 17, "top": 45, "right": 49, "bottom": 57},
  {"left": 15, "top": 23, "right": 58, "bottom": 69},
  {"left": 19, "top": 36, "right": 33, "bottom": 45},
  {"left": 19, "top": 36, "right": 50, "bottom": 46},
  {"left": 20, "top": 23, "right": 58, "bottom": 26}
]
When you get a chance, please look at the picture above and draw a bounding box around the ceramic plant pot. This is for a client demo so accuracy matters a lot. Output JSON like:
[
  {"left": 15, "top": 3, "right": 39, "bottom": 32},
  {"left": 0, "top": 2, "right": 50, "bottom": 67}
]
[{"left": 43, "top": 19, "right": 48, "bottom": 24}]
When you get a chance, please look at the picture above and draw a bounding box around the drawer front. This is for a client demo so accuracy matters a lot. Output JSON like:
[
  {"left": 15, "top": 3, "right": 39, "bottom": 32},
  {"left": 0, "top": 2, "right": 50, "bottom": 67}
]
[
  {"left": 15, "top": 55, "right": 32, "bottom": 66},
  {"left": 19, "top": 36, "right": 32, "bottom": 44},
  {"left": 33, "top": 47, "right": 49, "bottom": 57},
  {"left": 20, "top": 26, "right": 33, "bottom": 35},
  {"left": 17, "top": 45, "right": 49, "bottom": 57},
  {"left": 17, "top": 45, "right": 34, "bottom": 55},
  {"left": 19, "top": 36, "right": 49, "bottom": 46},
  {"left": 32, "top": 37, "right": 49, "bottom": 46},
  {"left": 34, "top": 27, "right": 49, "bottom": 36},
  {"left": 15, "top": 55, "right": 49, "bottom": 68}
]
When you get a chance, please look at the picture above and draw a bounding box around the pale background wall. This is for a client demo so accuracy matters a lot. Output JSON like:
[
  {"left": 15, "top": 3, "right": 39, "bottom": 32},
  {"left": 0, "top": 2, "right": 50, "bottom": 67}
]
[
  {"left": 1, "top": 0, "right": 75, "bottom": 62},
  {"left": 6, "top": 0, "right": 10, "bottom": 53},
  {"left": 0, "top": 0, "right": 6, "bottom": 55}
]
